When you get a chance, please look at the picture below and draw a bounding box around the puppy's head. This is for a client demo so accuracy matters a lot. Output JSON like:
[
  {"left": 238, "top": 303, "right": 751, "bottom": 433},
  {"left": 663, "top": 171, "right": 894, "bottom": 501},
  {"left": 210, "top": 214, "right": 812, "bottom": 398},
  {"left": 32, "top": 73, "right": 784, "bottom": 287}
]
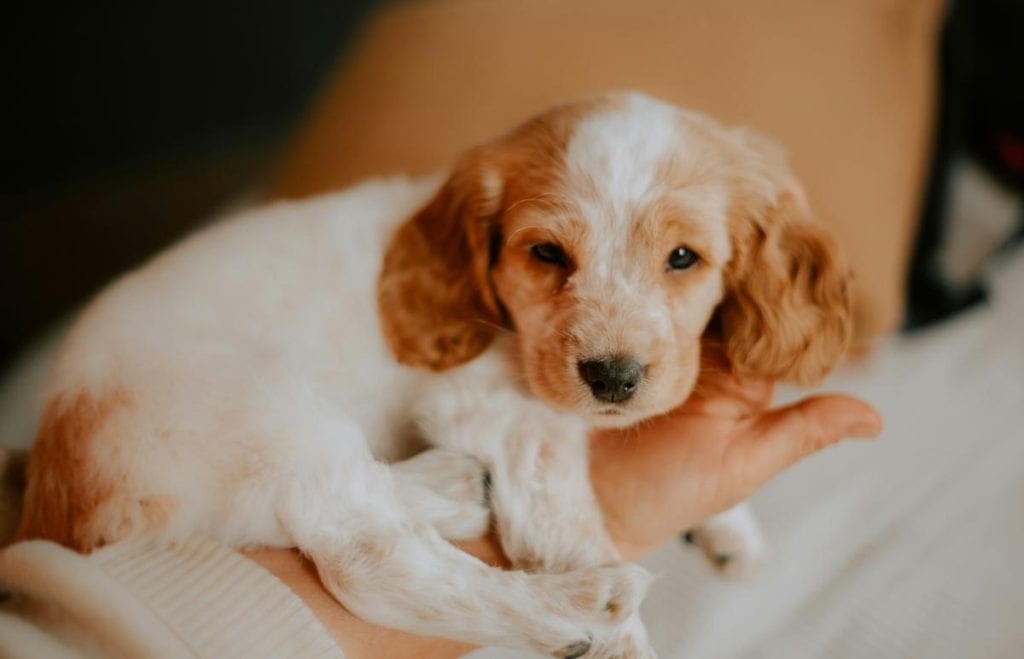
[{"left": 379, "top": 93, "right": 852, "bottom": 427}]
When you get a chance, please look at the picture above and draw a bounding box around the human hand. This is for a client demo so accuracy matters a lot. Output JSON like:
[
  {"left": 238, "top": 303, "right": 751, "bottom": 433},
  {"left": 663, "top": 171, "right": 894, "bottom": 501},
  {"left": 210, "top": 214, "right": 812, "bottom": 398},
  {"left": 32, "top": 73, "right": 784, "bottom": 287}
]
[{"left": 590, "top": 343, "right": 882, "bottom": 561}]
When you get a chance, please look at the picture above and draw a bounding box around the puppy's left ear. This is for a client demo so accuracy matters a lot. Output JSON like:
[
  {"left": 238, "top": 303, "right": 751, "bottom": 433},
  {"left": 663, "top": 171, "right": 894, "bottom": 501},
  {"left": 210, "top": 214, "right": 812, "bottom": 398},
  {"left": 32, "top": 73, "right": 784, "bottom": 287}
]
[
  {"left": 719, "top": 137, "right": 854, "bottom": 386},
  {"left": 378, "top": 150, "right": 506, "bottom": 371}
]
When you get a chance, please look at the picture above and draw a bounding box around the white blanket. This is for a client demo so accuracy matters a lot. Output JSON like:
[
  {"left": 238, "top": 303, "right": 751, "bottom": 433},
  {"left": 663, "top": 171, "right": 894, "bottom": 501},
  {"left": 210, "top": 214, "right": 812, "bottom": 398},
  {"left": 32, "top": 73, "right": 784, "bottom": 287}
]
[{"left": 3, "top": 250, "right": 1022, "bottom": 659}]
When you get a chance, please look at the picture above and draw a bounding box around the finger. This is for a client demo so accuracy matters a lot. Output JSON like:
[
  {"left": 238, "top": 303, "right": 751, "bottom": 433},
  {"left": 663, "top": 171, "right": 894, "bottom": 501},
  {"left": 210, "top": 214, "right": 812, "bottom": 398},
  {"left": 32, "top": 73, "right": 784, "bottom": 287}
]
[
  {"left": 687, "top": 346, "right": 775, "bottom": 418},
  {"left": 686, "top": 376, "right": 774, "bottom": 418},
  {"left": 740, "top": 394, "right": 883, "bottom": 475},
  {"left": 697, "top": 336, "right": 773, "bottom": 408}
]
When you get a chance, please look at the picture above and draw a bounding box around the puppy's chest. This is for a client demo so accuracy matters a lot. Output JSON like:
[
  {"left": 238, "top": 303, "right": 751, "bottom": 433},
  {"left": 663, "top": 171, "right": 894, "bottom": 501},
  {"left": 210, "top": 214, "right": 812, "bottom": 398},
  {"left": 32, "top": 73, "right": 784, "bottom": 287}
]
[
  {"left": 396, "top": 342, "right": 588, "bottom": 459},
  {"left": 361, "top": 404, "right": 429, "bottom": 463},
  {"left": 305, "top": 363, "right": 429, "bottom": 463}
]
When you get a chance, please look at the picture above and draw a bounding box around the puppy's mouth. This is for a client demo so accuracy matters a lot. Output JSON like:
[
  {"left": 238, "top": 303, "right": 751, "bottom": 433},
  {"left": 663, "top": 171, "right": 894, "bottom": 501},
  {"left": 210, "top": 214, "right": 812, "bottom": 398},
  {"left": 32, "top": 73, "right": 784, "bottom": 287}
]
[{"left": 583, "top": 403, "right": 649, "bottom": 429}]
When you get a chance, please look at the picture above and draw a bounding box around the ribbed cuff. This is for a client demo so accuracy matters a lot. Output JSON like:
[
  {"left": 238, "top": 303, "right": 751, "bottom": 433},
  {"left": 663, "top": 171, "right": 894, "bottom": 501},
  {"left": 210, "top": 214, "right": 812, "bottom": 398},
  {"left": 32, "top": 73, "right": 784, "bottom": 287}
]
[{"left": 90, "top": 536, "right": 344, "bottom": 659}]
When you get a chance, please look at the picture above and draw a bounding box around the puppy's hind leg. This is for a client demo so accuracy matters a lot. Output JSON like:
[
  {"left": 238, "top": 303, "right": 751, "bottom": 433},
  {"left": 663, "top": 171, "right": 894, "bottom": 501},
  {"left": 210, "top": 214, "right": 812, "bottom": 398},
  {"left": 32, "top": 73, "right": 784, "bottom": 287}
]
[
  {"left": 278, "top": 438, "right": 646, "bottom": 655},
  {"left": 684, "top": 502, "right": 768, "bottom": 579}
]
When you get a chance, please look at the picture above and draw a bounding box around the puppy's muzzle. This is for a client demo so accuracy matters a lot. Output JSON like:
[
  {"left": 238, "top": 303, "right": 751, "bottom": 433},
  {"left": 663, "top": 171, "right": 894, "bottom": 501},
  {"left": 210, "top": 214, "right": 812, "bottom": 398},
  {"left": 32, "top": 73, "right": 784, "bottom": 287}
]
[{"left": 578, "top": 357, "right": 644, "bottom": 403}]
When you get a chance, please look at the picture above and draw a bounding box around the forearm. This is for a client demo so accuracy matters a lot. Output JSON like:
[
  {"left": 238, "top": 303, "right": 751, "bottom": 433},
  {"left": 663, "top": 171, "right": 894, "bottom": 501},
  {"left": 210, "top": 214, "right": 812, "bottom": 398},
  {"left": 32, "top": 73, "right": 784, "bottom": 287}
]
[
  {"left": 245, "top": 536, "right": 509, "bottom": 659},
  {"left": 0, "top": 536, "right": 341, "bottom": 659}
]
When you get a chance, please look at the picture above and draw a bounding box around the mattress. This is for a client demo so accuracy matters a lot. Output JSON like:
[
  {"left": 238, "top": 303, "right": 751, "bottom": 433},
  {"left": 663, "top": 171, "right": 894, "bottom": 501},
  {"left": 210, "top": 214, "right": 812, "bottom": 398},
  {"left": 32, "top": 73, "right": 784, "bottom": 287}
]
[{"left": 2, "top": 249, "right": 1022, "bottom": 659}]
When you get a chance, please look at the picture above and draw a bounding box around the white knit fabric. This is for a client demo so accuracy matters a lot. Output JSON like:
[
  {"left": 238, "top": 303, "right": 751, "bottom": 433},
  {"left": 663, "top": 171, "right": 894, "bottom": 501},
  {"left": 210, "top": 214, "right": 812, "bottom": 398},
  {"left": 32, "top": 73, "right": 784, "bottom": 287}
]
[
  {"left": 0, "top": 536, "right": 344, "bottom": 658},
  {"left": 91, "top": 537, "right": 344, "bottom": 659}
]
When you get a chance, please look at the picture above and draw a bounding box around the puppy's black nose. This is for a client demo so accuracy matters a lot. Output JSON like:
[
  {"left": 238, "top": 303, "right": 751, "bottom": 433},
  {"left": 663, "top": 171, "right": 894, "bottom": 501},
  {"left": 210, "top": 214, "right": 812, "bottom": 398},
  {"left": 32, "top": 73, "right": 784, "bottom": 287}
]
[{"left": 578, "top": 357, "right": 643, "bottom": 403}]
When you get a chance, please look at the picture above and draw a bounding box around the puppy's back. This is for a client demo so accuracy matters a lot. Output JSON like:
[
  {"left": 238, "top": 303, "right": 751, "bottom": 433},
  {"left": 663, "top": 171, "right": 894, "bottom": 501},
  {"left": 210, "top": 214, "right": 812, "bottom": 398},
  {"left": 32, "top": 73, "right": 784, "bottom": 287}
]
[{"left": 16, "top": 177, "right": 435, "bottom": 551}]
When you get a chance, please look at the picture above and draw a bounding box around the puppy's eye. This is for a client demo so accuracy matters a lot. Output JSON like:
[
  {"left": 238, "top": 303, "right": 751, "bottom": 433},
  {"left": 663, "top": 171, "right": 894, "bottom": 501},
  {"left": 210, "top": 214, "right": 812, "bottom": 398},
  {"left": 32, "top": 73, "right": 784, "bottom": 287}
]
[
  {"left": 531, "top": 243, "right": 569, "bottom": 267},
  {"left": 667, "top": 246, "right": 700, "bottom": 270}
]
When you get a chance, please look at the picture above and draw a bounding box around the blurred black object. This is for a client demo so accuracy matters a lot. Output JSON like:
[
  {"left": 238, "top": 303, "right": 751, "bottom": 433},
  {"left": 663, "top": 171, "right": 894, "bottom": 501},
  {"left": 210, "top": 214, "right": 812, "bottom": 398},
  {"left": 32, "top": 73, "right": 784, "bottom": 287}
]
[
  {"left": 906, "top": 0, "right": 1024, "bottom": 329},
  {"left": 0, "top": 1, "right": 374, "bottom": 369}
]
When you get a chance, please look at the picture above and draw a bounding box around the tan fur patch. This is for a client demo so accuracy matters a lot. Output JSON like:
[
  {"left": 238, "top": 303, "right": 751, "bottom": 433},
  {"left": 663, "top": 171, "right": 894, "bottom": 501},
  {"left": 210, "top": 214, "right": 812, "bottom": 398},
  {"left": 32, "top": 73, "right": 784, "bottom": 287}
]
[
  {"left": 138, "top": 495, "right": 178, "bottom": 531},
  {"left": 14, "top": 389, "right": 138, "bottom": 552},
  {"left": 378, "top": 96, "right": 614, "bottom": 372}
]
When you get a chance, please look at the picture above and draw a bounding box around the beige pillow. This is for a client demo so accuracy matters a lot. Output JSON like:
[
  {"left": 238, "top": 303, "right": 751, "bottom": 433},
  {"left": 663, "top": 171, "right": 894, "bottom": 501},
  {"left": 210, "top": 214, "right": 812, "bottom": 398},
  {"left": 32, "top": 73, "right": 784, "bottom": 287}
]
[{"left": 273, "top": 0, "right": 943, "bottom": 341}]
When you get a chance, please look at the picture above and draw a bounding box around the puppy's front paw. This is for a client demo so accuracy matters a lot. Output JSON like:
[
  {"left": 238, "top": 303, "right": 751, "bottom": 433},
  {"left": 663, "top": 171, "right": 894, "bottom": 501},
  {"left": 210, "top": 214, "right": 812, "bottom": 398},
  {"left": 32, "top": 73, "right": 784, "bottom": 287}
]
[
  {"left": 393, "top": 448, "right": 491, "bottom": 540},
  {"left": 684, "top": 505, "right": 767, "bottom": 579},
  {"left": 395, "top": 448, "right": 490, "bottom": 506},
  {"left": 525, "top": 562, "right": 651, "bottom": 657}
]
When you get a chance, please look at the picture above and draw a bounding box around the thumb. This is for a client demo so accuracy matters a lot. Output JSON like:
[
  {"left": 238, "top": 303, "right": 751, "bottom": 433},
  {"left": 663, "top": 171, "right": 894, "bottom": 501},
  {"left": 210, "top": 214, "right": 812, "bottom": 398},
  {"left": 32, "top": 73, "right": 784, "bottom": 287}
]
[{"left": 742, "top": 394, "right": 883, "bottom": 475}]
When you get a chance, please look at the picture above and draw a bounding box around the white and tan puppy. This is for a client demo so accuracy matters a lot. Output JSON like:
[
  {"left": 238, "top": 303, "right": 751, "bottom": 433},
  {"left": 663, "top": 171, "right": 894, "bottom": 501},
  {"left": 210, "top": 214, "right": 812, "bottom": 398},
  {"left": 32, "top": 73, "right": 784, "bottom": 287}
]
[{"left": 17, "top": 93, "right": 852, "bottom": 657}]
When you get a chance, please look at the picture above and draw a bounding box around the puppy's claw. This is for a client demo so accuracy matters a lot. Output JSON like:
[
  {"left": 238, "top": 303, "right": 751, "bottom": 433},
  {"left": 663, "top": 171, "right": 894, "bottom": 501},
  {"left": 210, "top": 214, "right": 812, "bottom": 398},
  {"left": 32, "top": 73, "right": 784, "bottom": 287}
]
[{"left": 559, "top": 639, "right": 592, "bottom": 658}]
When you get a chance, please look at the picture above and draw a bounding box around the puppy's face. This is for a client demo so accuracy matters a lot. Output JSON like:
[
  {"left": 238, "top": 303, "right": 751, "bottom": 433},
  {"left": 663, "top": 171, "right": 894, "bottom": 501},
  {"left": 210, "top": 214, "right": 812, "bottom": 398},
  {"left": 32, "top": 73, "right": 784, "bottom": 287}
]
[
  {"left": 491, "top": 103, "right": 734, "bottom": 426},
  {"left": 379, "top": 94, "right": 853, "bottom": 427}
]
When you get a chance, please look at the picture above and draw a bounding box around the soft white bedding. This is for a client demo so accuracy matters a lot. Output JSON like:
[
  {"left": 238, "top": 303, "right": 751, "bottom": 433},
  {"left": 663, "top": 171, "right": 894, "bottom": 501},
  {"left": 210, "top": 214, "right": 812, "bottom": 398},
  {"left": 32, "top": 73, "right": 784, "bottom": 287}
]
[{"left": 3, "top": 248, "right": 1022, "bottom": 659}]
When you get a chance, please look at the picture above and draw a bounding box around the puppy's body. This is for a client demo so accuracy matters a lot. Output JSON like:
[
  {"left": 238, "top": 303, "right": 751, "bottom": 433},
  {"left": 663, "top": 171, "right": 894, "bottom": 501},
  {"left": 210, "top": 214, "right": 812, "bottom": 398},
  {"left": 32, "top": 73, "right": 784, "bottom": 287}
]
[
  {"left": 18, "top": 93, "right": 852, "bottom": 657},
  {"left": 34, "top": 179, "right": 439, "bottom": 545},
  {"left": 22, "top": 176, "right": 643, "bottom": 654}
]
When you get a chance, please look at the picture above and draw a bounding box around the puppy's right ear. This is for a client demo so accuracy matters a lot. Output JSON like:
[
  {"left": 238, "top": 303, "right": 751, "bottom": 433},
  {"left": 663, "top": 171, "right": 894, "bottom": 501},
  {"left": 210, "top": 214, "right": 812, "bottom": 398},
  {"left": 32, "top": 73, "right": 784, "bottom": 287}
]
[{"left": 378, "top": 151, "right": 506, "bottom": 371}]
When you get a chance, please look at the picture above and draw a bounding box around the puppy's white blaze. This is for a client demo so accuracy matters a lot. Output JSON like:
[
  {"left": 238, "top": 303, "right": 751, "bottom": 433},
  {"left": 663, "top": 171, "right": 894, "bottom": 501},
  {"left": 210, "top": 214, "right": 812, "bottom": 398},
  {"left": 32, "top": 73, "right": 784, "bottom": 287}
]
[
  {"left": 644, "top": 306, "right": 674, "bottom": 336},
  {"left": 611, "top": 271, "right": 641, "bottom": 296},
  {"left": 565, "top": 94, "right": 681, "bottom": 225}
]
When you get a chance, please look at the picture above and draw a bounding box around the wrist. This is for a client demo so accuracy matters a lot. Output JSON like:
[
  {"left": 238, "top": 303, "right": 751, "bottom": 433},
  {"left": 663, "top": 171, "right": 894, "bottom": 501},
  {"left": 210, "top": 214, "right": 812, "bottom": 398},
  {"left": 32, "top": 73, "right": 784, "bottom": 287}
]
[{"left": 245, "top": 536, "right": 510, "bottom": 658}]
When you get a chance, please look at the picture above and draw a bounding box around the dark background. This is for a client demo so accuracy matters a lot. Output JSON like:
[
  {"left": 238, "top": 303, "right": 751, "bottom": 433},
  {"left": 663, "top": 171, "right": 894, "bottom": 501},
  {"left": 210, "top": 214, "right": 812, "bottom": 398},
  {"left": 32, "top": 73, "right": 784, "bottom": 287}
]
[
  {"left": 2, "top": 0, "right": 1022, "bottom": 371},
  {"left": 906, "top": 0, "right": 1024, "bottom": 328},
  {"left": 1, "top": 1, "right": 375, "bottom": 369}
]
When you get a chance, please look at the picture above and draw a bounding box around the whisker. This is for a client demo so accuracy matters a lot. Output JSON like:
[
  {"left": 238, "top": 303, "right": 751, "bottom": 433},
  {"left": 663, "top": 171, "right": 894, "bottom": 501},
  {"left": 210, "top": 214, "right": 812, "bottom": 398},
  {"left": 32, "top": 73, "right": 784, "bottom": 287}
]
[
  {"left": 505, "top": 225, "right": 545, "bottom": 243},
  {"left": 504, "top": 194, "right": 567, "bottom": 216},
  {"left": 470, "top": 317, "right": 515, "bottom": 335}
]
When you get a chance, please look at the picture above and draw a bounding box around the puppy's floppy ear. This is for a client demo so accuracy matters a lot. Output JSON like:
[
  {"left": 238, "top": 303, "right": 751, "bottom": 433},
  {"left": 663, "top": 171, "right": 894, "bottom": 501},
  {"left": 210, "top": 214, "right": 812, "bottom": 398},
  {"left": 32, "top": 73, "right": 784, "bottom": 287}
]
[
  {"left": 378, "top": 150, "right": 506, "bottom": 371},
  {"left": 719, "top": 136, "right": 854, "bottom": 385}
]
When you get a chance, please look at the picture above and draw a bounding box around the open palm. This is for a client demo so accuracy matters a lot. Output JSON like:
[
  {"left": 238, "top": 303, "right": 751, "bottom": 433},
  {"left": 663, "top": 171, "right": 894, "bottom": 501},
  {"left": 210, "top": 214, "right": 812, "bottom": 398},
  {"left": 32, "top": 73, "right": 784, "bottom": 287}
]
[{"left": 590, "top": 345, "right": 882, "bottom": 560}]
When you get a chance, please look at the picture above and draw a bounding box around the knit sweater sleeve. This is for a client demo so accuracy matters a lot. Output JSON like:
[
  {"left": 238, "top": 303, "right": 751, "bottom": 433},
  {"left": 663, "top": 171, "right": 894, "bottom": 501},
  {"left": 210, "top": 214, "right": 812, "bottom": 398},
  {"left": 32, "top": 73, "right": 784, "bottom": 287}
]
[{"left": 0, "top": 536, "right": 345, "bottom": 658}]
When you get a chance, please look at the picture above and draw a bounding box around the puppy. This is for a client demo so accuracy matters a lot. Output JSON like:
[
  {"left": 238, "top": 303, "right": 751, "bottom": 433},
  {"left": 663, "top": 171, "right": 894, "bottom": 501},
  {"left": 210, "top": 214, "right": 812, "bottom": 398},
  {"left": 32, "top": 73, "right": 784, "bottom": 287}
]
[{"left": 16, "top": 92, "right": 852, "bottom": 657}]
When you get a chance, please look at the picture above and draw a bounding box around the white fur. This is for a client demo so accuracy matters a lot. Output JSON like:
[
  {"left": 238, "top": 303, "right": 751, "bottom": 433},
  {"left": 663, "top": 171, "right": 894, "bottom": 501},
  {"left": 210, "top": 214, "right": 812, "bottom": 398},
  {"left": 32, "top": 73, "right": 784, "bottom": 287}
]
[
  {"left": 565, "top": 94, "right": 682, "bottom": 283},
  {"left": 567, "top": 96, "right": 679, "bottom": 197}
]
